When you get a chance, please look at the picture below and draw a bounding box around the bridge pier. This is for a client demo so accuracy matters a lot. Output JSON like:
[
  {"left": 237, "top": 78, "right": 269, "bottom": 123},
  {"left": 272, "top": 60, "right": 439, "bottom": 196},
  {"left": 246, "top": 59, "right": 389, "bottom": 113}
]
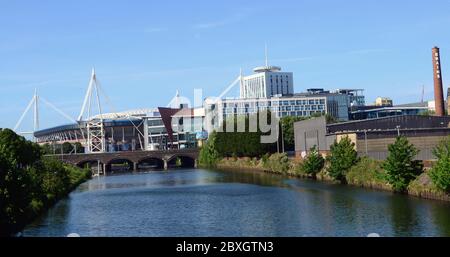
[
  {"left": 163, "top": 160, "right": 168, "bottom": 171},
  {"left": 133, "top": 162, "right": 137, "bottom": 171}
]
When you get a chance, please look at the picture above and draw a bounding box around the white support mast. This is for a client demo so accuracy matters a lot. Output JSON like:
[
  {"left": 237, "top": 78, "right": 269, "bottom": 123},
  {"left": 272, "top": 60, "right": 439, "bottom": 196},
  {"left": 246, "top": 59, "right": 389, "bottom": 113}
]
[
  {"left": 78, "top": 68, "right": 106, "bottom": 153},
  {"left": 34, "top": 88, "right": 39, "bottom": 133},
  {"left": 15, "top": 89, "right": 76, "bottom": 142}
]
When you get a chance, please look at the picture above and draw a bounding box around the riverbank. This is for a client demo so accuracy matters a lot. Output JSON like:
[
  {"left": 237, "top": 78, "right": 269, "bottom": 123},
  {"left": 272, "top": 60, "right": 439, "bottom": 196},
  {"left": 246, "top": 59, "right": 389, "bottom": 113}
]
[{"left": 214, "top": 157, "right": 450, "bottom": 202}]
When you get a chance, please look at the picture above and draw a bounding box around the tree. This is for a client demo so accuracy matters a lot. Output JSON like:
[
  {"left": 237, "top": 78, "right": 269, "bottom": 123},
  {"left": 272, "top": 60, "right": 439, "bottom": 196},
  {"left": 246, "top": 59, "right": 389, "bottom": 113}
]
[
  {"left": 0, "top": 128, "right": 41, "bottom": 168},
  {"left": 214, "top": 111, "right": 277, "bottom": 158},
  {"left": 301, "top": 146, "right": 325, "bottom": 178},
  {"left": 280, "top": 116, "right": 307, "bottom": 151},
  {"left": 40, "top": 157, "right": 71, "bottom": 201},
  {"left": 327, "top": 136, "right": 358, "bottom": 183},
  {"left": 429, "top": 136, "right": 450, "bottom": 192},
  {"left": 0, "top": 155, "right": 32, "bottom": 236},
  {"left": 73, "top": 142, "right": 85, "bottom": 154},
  {"left": 62, "top": 142, "right": 74, "bottom": 154},
  {"left": 382, "top": 136, "right": 423, "bottom": 193},
  {"left": 420, "top": 110, "right": 436, "bottom": 116},
  {"left": 41, "top": 143, "right": 53, "bottom": 155},
  {"left": 198, "top": 131, "right": 221, "bottom": 167}
]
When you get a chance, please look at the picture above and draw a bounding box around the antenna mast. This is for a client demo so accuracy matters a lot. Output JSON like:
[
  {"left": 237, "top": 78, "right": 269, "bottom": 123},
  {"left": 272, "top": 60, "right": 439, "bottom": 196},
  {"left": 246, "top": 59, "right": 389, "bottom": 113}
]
[
  {"left": 421, "top": 85, "right": 425, "bottom": 103},
  {"left": 265, "top": 43, "right": 268, "bottom": 67}
]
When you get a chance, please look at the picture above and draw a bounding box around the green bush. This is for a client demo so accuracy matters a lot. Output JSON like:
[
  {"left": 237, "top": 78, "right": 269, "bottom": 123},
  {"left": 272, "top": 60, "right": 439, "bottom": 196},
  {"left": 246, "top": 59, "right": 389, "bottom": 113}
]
[
  {"left": 0, "top": 129, "right": 91, "bottom": 236},
  {"left": 280, "top": 116, "right": 307, "bottom": 151},
  {"left": 346, "top": 157, "right": 388, "bottom": 189},
  {"left": 429, "top": 136, "right": 450, "bottom": 193},
  {"left": 327, "top": 136, "right": 359, "bottom": 183},
  {"left": 301, "top": 146, "right": 325, "bottom": 178},
  {"left": 262, "top": 153, "right": 290, "bottom": 174},
  {"left": 382, "top": 136, "right": 423, "bottom": 193}
]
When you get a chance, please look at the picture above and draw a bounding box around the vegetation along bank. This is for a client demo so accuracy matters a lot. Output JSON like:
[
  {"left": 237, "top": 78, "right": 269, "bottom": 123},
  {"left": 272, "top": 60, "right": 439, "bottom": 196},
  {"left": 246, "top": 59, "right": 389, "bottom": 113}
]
[
  {"left": 0, "top": 129, "right": 91, "bottom": 236},
  {"left": 199, "top": 114, "right": 450, "bottom": 202}
]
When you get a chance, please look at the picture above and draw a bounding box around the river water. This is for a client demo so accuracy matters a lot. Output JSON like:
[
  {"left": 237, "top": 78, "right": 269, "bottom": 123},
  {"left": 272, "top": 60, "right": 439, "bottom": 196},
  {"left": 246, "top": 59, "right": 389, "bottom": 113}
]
[{"left": 22, "top": 168, "right": 450, "bottom": 237}]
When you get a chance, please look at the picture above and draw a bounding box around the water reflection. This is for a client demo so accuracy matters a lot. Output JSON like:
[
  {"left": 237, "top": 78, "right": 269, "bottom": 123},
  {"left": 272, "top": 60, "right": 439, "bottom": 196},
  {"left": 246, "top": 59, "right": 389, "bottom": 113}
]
[
  {"left": 23, "top": 169, "right": 450, "bottom": 237},
  {"left": 431, "top": 204, "right": 450, "bottom": 236},
  {"left": 388, "top": 196, "right": 419, "bottom": 237}
]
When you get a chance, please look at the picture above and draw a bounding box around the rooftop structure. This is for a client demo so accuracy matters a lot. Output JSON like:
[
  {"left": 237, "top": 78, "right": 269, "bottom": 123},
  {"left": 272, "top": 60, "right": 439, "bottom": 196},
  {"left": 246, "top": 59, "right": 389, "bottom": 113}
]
[{"left": 294, "top": 115, "right": 450, "bottom": 161}]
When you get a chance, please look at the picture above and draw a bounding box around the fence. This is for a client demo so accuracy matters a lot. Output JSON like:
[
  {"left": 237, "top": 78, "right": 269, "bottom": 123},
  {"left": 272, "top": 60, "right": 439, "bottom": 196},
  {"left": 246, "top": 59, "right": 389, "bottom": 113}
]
[{"left": 360, "top": 149, "right": 436, "bottom": 161}]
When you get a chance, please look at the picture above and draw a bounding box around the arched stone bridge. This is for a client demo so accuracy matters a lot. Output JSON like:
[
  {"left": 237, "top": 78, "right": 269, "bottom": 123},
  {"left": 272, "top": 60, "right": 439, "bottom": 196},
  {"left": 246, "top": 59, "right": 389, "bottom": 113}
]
[{"left": 53, "top": 149, "right": 199, "bottom": 173}]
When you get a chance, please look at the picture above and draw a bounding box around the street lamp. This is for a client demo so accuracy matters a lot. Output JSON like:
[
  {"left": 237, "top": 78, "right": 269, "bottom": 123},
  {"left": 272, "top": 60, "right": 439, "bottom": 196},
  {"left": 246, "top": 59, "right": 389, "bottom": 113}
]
[
  {"left": 280, "top": 121, "right": 285, "bottom": 153},
  {"left": 364, "top": 129, "right": 368, "bottom": 156}
]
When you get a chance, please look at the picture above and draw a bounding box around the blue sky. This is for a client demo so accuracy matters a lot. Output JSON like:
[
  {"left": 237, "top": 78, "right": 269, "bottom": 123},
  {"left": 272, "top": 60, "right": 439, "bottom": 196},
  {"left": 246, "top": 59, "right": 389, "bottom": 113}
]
[{"left": 1, "top": 0, "right": 450, "bottom": 131}]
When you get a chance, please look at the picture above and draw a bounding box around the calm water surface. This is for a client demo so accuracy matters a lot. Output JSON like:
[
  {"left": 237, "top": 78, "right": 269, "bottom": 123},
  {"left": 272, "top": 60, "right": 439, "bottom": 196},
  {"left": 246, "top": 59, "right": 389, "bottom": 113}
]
[{"left": 23, "top": 168, "right": 450, "bottom": 237}]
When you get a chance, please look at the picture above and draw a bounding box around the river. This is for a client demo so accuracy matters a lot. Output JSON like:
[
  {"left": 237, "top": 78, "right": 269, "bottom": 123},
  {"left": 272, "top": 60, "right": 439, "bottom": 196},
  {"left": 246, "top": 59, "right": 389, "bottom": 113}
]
[{"left": 22, "top": 168, "right": 450, "bottom": 237}]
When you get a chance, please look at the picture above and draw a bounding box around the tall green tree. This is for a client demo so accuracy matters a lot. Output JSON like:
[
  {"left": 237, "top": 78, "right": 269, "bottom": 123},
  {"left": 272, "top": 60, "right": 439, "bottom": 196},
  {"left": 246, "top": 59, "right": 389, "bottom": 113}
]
[
  {"left": 382, "top": 136, "right": 423, "bottom": 193},
  {"left": 327, "top": 136, "right": 358, "bottom": 183},
  {"left": 0, "top": 128, "right": 41, "bottom": 168},
  {"left": 199, "top": 131, "right": 221, "bottom": 167},
  {"left": 301, "top": 146, "right": 325, "bottom": 178},
  {"left": 280, "top": 116, "right": 307, "bottom": 151},
  {"left": 429, "top": 136, "right": 450, "bottom": 193},
  {"left": 0, "top": 129, "right": 35, "bottom": 235},
  {"left": 214, "top": 111, "right": 277, "bottom": 157},
  {"left": 0, "top": 155, "right": 32, "bottom": 236},
  {"left": 62, "top": 142, "right": 74, "bottom": 154}
]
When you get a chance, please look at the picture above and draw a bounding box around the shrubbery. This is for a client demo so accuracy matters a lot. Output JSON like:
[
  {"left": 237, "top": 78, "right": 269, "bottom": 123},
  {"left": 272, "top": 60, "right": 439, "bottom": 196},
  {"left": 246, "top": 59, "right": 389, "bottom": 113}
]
[
  {"left": 346, "top": 157, "right": 388, "bottom": 189},
  {"left": 429, "top": 136, "right": 450, "bottom": 193},
  {"left": 300, "top": 146, "right": 325, "bottom": 178},
  {"left": 0, "top": 128, "right": 90, "bottom": 236},
  {"left": 262, "top": 153, "right": 290, "bottom": 174}
]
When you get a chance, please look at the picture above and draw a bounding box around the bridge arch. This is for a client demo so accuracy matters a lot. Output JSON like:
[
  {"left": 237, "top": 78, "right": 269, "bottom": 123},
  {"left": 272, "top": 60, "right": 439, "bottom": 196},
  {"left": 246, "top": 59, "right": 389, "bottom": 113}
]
[
  {"left": 166, "top": 155, "right": 197, "bottom": 169},
  {"left": 136, "top": 157, "right": 165, "bottom": 170},
  {"left": 105, "top": 158, "right": 134, "bottom": 174},
  {"left": 77, "top": 159, "right": 103, "bottom": 169},
  {"left": 77, "top": 159, "right": 105, "bottom": 175}
]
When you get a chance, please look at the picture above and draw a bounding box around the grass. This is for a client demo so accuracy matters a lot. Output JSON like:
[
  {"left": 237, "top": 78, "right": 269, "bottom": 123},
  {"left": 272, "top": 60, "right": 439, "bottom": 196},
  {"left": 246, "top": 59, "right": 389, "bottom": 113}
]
[{"left": 346, "top": 157, "right": 391, "bottom": 190}]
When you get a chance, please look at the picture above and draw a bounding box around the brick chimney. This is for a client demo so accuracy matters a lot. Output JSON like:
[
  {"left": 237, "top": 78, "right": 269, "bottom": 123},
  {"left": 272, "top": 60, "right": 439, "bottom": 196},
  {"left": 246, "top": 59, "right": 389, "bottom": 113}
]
[{"left": 433, "top": 47, "right": 445, "bottom": 116}]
